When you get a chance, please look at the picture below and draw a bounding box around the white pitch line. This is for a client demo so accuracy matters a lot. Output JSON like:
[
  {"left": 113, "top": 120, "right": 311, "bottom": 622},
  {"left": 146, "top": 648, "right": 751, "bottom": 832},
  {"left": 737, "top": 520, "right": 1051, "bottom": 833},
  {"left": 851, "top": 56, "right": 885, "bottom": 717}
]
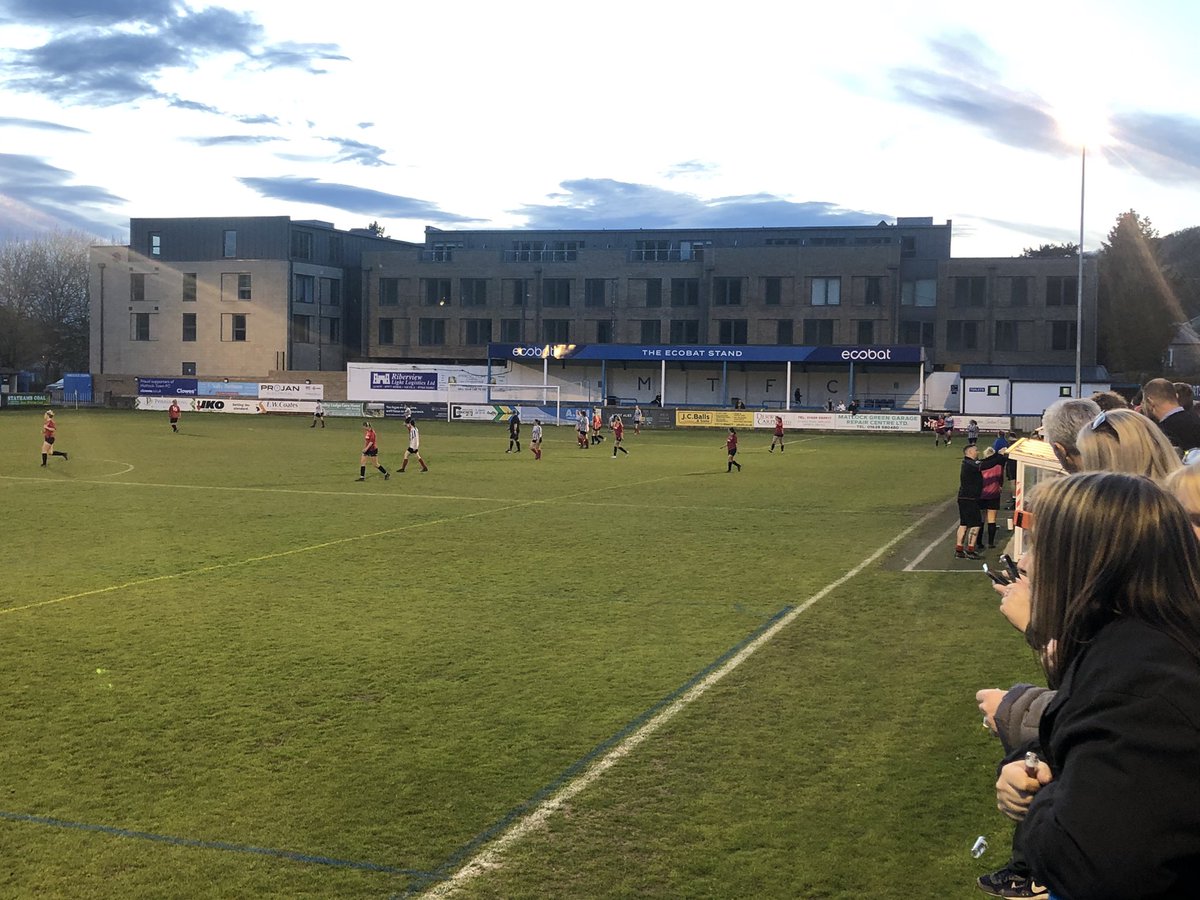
[
  {"left": 419, "top": 500, "right": 950, "bottom": 899},
  {"left": 902, "top": 517, "right": 959, "bottom": 572}
]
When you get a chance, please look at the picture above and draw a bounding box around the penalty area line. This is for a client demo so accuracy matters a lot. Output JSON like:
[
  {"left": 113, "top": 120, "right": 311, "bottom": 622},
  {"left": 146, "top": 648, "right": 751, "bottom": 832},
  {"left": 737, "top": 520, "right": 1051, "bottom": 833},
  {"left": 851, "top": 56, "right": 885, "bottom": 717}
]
[{"left": 411, "top": 500, "right": 951, "bottom": 899}]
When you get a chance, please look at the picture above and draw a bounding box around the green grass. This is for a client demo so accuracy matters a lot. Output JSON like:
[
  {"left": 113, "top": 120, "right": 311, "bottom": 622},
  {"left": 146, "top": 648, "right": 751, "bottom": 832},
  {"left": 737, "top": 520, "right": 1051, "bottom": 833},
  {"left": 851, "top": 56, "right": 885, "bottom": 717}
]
[{"left": 0, "top": 410, "right": 1041, "bottom": 898}]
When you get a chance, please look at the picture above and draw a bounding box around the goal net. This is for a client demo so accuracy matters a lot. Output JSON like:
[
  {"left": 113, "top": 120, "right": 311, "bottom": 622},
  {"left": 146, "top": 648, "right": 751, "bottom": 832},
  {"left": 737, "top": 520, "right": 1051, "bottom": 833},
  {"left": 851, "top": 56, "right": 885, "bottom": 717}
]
[{"left": 488, "top": 383, "right": 562, "bottom": 425}]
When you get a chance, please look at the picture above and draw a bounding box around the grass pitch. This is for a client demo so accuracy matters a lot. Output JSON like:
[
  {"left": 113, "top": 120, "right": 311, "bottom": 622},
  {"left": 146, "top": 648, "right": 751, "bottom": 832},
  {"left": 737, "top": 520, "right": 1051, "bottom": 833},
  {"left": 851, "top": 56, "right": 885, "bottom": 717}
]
[{"left": 0, "top": 410, "right": 1040, "bottom": 898}]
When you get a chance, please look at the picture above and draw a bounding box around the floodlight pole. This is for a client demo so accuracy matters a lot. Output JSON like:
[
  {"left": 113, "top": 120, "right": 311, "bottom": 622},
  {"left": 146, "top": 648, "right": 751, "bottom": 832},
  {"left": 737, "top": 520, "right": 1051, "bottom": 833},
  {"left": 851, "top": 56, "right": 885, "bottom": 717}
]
[{"left": 1075, "top": 144, "right": 1086, "bottom": 398}]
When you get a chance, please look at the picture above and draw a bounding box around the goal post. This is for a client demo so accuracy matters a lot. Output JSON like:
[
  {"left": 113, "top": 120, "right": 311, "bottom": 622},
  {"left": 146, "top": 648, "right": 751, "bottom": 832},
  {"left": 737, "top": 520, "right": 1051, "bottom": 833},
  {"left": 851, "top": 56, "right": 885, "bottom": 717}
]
[{"left": 487, "top": 383, "right": 562, "bottom": 425}]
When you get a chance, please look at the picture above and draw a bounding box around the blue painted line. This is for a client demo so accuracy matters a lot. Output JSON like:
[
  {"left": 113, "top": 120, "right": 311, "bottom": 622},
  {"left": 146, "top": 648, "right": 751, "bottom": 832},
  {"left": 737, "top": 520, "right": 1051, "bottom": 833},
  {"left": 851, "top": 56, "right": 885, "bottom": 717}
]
[
  {"left": 0, "top": 810, "right": 432, "bottom": 878},
  {"left": 399, "top": 604, "right": 796, "bottom": 897}
]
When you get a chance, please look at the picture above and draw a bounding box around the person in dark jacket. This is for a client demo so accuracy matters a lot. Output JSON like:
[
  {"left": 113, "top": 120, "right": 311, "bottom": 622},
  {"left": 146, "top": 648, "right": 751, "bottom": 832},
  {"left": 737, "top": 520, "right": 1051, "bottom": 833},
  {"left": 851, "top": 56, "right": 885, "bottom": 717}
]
[
  {"left": 1143, "top": 377, "right": 1200, "bottom": 453},
  {"left": 993, "top": 473, "right": 1200, "bottom": 900}
]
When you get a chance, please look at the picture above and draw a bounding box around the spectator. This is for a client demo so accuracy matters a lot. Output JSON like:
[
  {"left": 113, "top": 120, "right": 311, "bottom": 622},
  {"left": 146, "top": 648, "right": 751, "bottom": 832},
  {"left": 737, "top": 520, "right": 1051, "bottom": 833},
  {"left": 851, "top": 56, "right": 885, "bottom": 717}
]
[
  {"left": 1142, "top": 377, "right": 1200, "bottom": 453},
  {"left": 978, "top": 447, "right": 1006, "bottom": 548},
  {"left": 1075, "top": 408, "right": 1181, "bottom": 484},
  {"left": 954, "top": 444, "right": 984, "bottom": 559},
  {"left": 1039, "top": 397, "right": 1101, "bottom": 472},
  {"left": 1088, "top": 389, "right": 1130, "bottom": 412},
  {"left": 994, "top": 473, "right": 1200, "bottom": 900},
  {"left": 1176, "top": 381, "right": 1200, "bottom": 417},
  {"left": 1164, "top": 463, "right": 1200, "bottom": 540}
]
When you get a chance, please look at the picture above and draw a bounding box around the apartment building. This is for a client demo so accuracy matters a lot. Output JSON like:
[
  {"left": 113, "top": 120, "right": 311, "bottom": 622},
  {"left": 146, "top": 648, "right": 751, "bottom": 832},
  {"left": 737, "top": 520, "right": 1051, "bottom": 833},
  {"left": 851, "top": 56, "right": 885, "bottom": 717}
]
[
  {"left": 361, "top": 219, "right": 1097, "bottom": 369},
  {"left": 90, "top": 216, "right": 418, "bottom": 378}
]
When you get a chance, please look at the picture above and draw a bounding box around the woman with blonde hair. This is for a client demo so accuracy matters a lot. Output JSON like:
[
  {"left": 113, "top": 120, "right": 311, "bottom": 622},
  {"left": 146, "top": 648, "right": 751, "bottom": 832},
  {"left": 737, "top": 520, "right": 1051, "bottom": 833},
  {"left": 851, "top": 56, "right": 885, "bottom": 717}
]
[
  {"left": 1165, "top": 462, "right": 1200, "bottom": 539},
  {"left": 996, "top": 472, "right": 1200, "bottom": 898},
  {"left": 1074, "top": 407, "right": 1181, "bottom": 482}
]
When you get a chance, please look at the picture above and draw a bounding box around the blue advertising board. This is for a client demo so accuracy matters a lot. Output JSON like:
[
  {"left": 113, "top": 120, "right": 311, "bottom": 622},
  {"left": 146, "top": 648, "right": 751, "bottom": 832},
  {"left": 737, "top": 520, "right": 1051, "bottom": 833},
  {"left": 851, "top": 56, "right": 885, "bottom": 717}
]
[
  {"left": 198, "top": 380, "right": 259, "bottom": 398},
  {"left": 370, "top": 371, "right": 438, "bottom": 390},
  {"left": 137, "top": 377, "right": 198, "bottom": 396},
  {"left": 487, "top": 343, "right": 923, "bottom": 364},
  {"left": 62, "top": 373, "right": 93, "bottom": 402}
]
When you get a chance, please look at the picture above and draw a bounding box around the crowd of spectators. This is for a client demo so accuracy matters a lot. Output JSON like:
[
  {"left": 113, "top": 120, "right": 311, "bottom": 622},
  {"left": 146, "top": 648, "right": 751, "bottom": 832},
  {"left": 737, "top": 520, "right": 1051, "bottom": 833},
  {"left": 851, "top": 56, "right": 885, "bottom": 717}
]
[{"left": 971, "top": 377, "right": 1200, "bottom": 899}]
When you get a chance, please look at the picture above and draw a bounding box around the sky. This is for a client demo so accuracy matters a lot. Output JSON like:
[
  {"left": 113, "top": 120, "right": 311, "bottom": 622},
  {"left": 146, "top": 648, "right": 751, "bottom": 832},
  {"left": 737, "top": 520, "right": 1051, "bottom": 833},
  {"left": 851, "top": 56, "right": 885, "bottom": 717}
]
[{"left": 2, "top": 0, "right": 1200, "bottom": 256}]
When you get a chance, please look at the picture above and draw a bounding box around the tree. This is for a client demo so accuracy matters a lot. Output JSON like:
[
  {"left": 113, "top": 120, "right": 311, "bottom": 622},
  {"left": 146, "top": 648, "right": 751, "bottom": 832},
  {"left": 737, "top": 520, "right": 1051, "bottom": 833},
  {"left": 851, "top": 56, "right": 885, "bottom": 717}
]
[
  {"left": 1021, "top": 242, "right": 1079, "bottom": 258},
  {"left": 366, "top": 220, "right": 387, "bottom": 238},
  {"left": 1097, "top": 210, "right": 1181, "bottom": 378},
  {"left": 0, "top": 231, "right": 91, "bottom": 381}
]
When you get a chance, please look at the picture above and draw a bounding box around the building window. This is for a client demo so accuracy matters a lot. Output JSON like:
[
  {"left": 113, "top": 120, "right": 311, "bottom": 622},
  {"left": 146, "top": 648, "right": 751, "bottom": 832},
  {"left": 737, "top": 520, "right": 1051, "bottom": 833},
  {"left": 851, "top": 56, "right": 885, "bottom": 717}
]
[
  {"left": 901, "top": 279, "right": 937, "bottom": 307},
  {"left": 543, "top": 279, "right": 571, "bottom": 307},
  {"left": 642, "top": 278, "right": 663, "bottom": 307},
  {"left": 995, "top": 320, "right": 1019, "bottom": 351},
  {"left": 422, "top": 278, "right": 451, "bottom": 306},
  {"left": 863, "top": 276, "right": 883, "bottom": 306},
  {"left": 856, "top": 320, "right": 874, "bottom": 344},
  {"left": 149, "top": 232, "right": 161, "bottom": 257},
  {"left": 222, "top": 273, "right": 252, "bottom": 301},
  {"left": 131, "top": 312, "right": 151, "bottom": 341},
  {"left": 512, "top": 241, "right": 542, "bottom": 262},
  {"left": 635, "top": 239, "right": 670, "bottom": 261},
  {"left": 900, "top": 320, "right": 935, "bottom": 346},
  {"left": 320, "top": 278, "right": 340, "bottom": 307},
  {"left": 380, "top": 278, "right": 400, "bottom": 306},
  {"left": 1051, "top": 321, "right": 1078, "bottom": 351},
  {"left": 461, "top": 278, "right": 488, "bottom": 307},
  {"left": 504, "top": 278, "right": 529, "bottom": 306},
  {"left": 543, "top": 319, "right": 570, "bottom": 343},
  {"left": 464, "top": 318, "right": 492, "bottom": 345},
  {"left": 594, "top": 320, "right": 614, "bottom": 343},
  {"left": 670, "top": 319, "right": 700, "bottom": 344},
  {"left": 182, "top": 272, "right": 197, "bottom": 302},
  {"left": 954, "top": 276, "right": 987, "bottom": 307},
  {"left": 182, "top": 312, "right": 196, "bottom": 342},
  {"left": 547, "top": 240, "right": 580, "bottom": 262},
  {"left": 670, "top": 278, "right": 699, "bottom": 307},
  {"left": 291, "top": 231, "right": 313, "bottom": 261},
  {"left": 900, "top": 235, "right": 916, "bottom": 258},
  {"left": 804, "top": 319, "right": 834, "bottom": 344},
  {"left": 713, "top": 277, "right": 742, "bottom": 306},
  {"left": 764, "top": 277, "right": 782, "bottom": 306},
  {"left": 130, "top": 273, "right": 146, "bottom": 302},
  {"left": 223, "top": 229, "right": 237, "bottom": 258},
  {"left": 1007, "top": 276, "right": 1029, "bottom": 307},
  {"left": 640, "top": 319, "right": 661, "bottom": 343},
  {"left": 182, "top": 362, "right": 196, "bottom": 376},
  {"left": 717, "top": 319, "right": 748, "bottom": 344},
  {"left": 419, "top": 318, "right": 446, "bottom": 345},
  {"left": 776, "top": 319, "right": 793, "bottom": 345},
  {"left": 584, "top": 278, "right": 606, "bottom": 307},
  {"left": 500, "top": 318, "right": 522, "bottom": 342},
  {"left": 1046, "top": 276, "right": 1078, "bottom": 306},
  {"left": 379, "top": 318, "right": 395, "bottom": 345},
  {"left": 811, "top": 277, "right": 841, "bottom": 306},
  {"left": 430, "top": 241, "right": 461, "bottom": 262},
  {"left": 324, "top": 317, "right": 340, "bottom": 343},
  {"left": 295, "top": 274, "right": 315, "bottom": 304},
  {"left": 946, "top": 320, "right": 980, "bottom": 351},
  {"left": 222, "top": 313, "right": 247, "bottom": 342},
  {"left": 291, "top": 314, "right": 313, "bottom": 344}
]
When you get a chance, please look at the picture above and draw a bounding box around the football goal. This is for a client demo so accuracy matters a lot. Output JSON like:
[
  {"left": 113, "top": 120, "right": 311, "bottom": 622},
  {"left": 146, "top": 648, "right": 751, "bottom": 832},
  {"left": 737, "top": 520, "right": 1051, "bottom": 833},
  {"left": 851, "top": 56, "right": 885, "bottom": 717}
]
[{"left": 488, "top": 383, "right": 562, "bottom": 425}]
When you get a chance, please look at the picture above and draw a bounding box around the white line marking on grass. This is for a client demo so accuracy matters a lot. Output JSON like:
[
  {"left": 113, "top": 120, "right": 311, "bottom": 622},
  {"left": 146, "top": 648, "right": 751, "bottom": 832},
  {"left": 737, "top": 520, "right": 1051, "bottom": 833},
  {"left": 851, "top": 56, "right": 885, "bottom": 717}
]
[
  {"left": 902, "top": 518, "right": 959, "bottom": 572},
  {"left": 418, "top": 500, "right": 951, "bottom": 899},
  {"left": 0, "top": 474, "right": 681, "bottom": 617}
]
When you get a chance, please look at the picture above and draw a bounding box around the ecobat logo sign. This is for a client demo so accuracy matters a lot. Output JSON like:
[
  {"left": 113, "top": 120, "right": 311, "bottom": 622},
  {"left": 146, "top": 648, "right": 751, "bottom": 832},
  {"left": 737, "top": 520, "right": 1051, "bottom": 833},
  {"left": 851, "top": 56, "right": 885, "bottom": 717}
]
[
  {"left": 840, "top": 348, "right": 893, "bottom": 360},
  {"left": 512, "top": 346, "right": 547, "bottom": 358}
]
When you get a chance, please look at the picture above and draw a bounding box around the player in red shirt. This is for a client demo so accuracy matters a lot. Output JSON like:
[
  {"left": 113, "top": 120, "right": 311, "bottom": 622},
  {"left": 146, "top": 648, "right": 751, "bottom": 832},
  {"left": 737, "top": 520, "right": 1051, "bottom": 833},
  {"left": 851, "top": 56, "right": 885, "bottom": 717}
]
[
  {"left": 356, "top": 421, "right": 390, "bottom": 481},
  {"left": 40, "top": 410, "right": 69, "bottom": 466},
  {"left": 725, "top": 427, "right": 742, "bottom": 472},
  {"left": 769, "top": 415, "right": 785, "bottom": 452},
  {"left": 611, "top": 415, "right": 628, "bottom": 458},
  {"left": 169, "top": 400, "right": 181, "bottom": 433}
]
